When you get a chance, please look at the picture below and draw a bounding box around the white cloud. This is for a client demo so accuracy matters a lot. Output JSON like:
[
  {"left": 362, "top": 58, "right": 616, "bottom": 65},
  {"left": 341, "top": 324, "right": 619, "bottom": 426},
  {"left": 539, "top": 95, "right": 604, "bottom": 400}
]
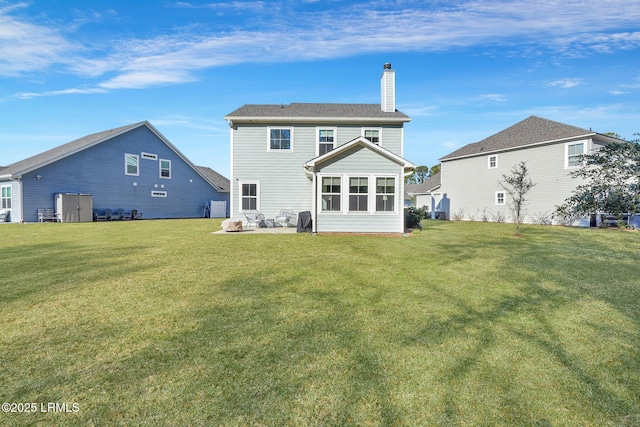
[
  {"left": 547, "top": 78, "right": 584, "bottom": 89},
  {"left": 5, "top": 0, "right": 640, "bottom": 93},
  {"left": 0, "top": 3, "right": 80, "bottom": 77}
]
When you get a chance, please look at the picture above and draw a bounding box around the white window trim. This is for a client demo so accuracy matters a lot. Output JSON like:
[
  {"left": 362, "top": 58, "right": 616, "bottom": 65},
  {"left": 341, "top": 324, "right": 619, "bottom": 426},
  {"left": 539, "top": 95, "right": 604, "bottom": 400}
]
[
  {"left": 141, "top": 152, "right": 158, "bottom": 160},
  {"left": 125, "top": 153, "right": 139, "bottom": 176},
  {"left": 374, "top": 175, "right": 398, "bottom": 214},
  {"left": 267, "top": 127, "right": 294, "bottom": 152},
  {"left": 488, "top": 154, "right": 498, "bottom": 169},
  {"left": 361, "top": 127, "right": 382, "bottom": 145},
  {"left": 319, "top": 175, "right": 342, "bottom": 213},
  {"left": 317, "top": 173, "right": 398, "bottom": 215},
  {"left": 348, "top": 176, "right": 369, "bottom": 213},
  {"left": 159, "top": 159, "right": 171, "bottom": 179},
  {"left": 1, "top": 184, "right": 12, "bottom": 210},
  {"left": 151, "top": 190, "right": 167, "bottom": 198},
  {"left": 565, "top": 141, "right": 586, "bottom": 169},
  {"left": 495, "top": 191, "right": 506, "bottom": 206},
  {"left": 239, "top": 181, "right": 260, "bottom": 212},
  {"left": 316, "top": 127, "right": 337, "bottom": 156}
]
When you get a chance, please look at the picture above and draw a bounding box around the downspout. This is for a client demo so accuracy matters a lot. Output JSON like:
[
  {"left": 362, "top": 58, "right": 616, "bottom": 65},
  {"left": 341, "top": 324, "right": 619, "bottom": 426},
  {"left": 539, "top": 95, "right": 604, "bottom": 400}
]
[
  {"left": 311, "top": 172, "right": 317, "bottom": 234},
  {"left": 227, "top": 119, "right": 235, "bottom": 219}
]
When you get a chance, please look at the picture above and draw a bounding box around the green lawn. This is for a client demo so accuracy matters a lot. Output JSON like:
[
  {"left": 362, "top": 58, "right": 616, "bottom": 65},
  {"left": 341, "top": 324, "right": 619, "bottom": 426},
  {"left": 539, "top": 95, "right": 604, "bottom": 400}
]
[{"left": 1, "top": 219, "right": 639, "bottom": 426}]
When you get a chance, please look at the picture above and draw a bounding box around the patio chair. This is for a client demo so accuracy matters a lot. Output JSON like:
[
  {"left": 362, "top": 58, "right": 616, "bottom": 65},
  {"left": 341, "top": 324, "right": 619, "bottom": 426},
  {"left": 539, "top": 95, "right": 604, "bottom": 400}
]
[
  {"left": 93, "top": 209, "right": 108, "bottom": 221},
  {"left": 131, "top": 209, "right": 143, "bottom": 220},
  {"left": 0, "top": 209, "right": 9, "bottom": 222},
  {"left": 275, "top": 209, "right": 296, "bottom": 228},
  {"left": 243, "top": 209, "right": 265, "bottom": 228},
  {"left": 111, "top": 209, "right": 125, "bottom": 221}
]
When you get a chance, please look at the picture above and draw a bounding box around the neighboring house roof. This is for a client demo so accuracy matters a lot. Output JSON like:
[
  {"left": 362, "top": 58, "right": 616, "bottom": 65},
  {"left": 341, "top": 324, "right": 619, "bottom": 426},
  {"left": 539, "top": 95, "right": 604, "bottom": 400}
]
[
  {"left": 1, "top": 122, "right": 143, "bottom": 179},
  {"left": 303, "top": 136, "right": 415, "bottom": 173},
  {"left": 439, "top": 116, "right": 619, "bottom": 161},
  {"left": 407, "top": 172, "right": 441, "bottom": 195},
  {"left": 0, "top": 121, "right": 226, "bottom": 192},
  {"left": 225, "top": 103, "right": 411, "bottom": 123},
  {"left": 197, "top": 166, "right": 230, "bottom": 193}
]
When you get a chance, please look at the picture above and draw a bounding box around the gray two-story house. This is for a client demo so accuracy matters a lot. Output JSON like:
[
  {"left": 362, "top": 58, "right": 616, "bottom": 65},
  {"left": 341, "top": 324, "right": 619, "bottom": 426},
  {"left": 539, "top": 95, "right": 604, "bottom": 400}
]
[
  {"left": 225, "top": 64, "right": 415, "bottom": 233},
  {"left": 437, "top": 116, "right": 624, "bottom": 225}
]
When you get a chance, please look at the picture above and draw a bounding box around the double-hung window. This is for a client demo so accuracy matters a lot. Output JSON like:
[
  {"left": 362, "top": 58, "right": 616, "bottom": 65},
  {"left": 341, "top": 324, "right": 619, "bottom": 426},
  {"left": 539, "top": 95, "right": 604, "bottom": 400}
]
[
  {"left": 1, "top": 185, "right": 11, "bottom": 209},
  {"left": 268, "top": 127, "right": 292, "bottom": 151},
  {"left": 241, "top": 183, "right": 259, "bottom": 210},
  {"left": 362, "top": 128, "right": 381, "bottom": 145},
  {"left": 375, "top": 177, "right": 395, "bottom": 212},
  {"left": 321, "top": 177, "right": 341, "bottom": 211},
  {"left": 488, "top": 155, "right": 498, "bottom": 169},
  {"left": 159, "top": 159, "right": 171, "bottom": 179},
  {"left": 566, "top": 142, "right": 585, "bottom": 168},
  {"left": 349, "top": 177, "right": 368, "bottom": 211},
  {"left": 496, "top": 191, "right": 506, "bottom": 205},
  {"left": 317, "top": 128, "right": 336, "bottom": 156},
  {"left": 125, "top": 153, "right": 139, "bottom": 176}
]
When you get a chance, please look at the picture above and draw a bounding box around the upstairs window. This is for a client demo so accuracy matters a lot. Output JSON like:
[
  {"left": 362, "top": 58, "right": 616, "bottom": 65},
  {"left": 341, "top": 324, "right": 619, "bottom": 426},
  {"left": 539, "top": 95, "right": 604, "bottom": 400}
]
[
  {"left": 268, "top": 127, "right": 292, "bottom": 151},
  {"left": 1, "top": 185, "right": 11, "bottom": 209},
  {"left": 160, "top": 159, "right": 171, "bottom": 179},
  {"left": 125, "top": 153, "right": 139, "bottom": 176},
  {"left": 363, "top": 128, "right": 381, "bottom": 145},
  {"left": 321, "top": 177, "right": 341, "bottom": 211},
  {"left": 488, "top": 155, "right": 498, "bottom": 169},
  {"left": 375, "top": 177, "right": 395, "bottom": 212},
  {"left": 349, "top": 177, "right": 368, "bottom": 211},
  {"left": 317, "top": 128, "right": 336, "bottom": 156},
  {"left": 566, "top": 142, "right": 585, "bottom": 168}
]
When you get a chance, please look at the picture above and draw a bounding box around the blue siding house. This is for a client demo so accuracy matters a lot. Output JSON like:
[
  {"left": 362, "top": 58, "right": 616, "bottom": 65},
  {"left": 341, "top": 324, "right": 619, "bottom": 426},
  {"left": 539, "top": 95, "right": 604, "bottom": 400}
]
[{"left": 0, "top": 121, "right": 229, "bottom": 223}]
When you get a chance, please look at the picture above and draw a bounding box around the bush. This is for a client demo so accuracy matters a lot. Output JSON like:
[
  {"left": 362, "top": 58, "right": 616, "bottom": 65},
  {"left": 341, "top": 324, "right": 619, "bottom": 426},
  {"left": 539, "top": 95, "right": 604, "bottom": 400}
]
[{"left": 405, "top": 207, "right": 423, "bottom": 230}]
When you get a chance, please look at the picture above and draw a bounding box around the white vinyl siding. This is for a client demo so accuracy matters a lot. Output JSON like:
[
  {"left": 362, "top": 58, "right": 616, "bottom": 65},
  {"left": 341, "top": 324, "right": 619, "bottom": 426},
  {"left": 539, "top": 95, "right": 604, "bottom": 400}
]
[
  {"left": 230, "top": 123, "right": 405, "bottom": 221},
  {"left": 439, "top": 138, "right": 594, "bottom": 224}
]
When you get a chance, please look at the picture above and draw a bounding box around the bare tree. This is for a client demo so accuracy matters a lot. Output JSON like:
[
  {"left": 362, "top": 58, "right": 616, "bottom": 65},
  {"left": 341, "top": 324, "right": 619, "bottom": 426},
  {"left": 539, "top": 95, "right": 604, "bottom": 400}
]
[{"left": 501, "top": 161, "right": 536, "bottom": 234}]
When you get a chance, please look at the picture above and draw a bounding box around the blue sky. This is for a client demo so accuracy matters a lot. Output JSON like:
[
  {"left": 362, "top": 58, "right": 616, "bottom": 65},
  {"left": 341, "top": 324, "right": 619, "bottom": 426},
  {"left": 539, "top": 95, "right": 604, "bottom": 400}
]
[{"left": 1, "top": 0, "right": 639, "bottom": 177}]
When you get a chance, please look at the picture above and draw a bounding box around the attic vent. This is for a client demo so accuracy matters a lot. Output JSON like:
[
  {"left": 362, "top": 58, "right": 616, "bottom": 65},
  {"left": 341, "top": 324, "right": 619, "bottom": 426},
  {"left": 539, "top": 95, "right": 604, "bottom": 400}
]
[{"left": 141, "top": 152, "right": 158, "bottom": 160}]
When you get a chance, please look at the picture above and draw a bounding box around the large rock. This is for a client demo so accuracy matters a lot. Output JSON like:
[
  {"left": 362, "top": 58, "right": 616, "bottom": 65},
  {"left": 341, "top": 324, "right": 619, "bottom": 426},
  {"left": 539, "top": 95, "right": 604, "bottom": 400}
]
[{"left": 222, "top": 219, "right": 243, "bottom": 232}]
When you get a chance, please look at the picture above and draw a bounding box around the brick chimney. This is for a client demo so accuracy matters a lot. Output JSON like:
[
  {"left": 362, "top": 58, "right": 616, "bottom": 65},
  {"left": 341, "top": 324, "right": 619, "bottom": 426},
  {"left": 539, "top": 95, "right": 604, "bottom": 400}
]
[{"left": 381, "top": 63, "right": 395, "bottom": 113}]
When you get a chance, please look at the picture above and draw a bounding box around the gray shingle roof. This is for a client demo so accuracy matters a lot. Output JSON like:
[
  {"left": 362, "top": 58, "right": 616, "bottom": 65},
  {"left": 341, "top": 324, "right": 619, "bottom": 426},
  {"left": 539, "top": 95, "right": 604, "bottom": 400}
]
[
  {"left": 440, "top": 116, "right": 595, "bottom": 161},
  {"left": 225, "top": 103, "right": 410, "bottom": 122},
  {"left": 1, "top": 122, "right": 145, "bottom": 177},
  {"left": 197, "top": 166, "right": 230, "bottom": 193},
  {"left": 406, "top": 172, "right": 441, "bottom": 195}
]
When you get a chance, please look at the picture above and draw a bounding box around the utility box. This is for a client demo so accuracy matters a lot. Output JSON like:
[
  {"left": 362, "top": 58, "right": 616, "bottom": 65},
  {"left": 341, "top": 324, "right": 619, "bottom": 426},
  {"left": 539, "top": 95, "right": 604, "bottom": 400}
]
[
  {"left": 209, "top": 200, "right": 227, "bottom": 218},
  {"left": 56, "top": 193, "right": 93, "bottom": 222}
]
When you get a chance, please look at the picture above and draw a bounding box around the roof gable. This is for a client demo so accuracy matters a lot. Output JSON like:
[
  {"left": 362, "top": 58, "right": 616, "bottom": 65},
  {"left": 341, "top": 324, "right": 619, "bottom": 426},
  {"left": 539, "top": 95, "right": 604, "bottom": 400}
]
[
  {"left": 304, "top": 136, "right": 415, "bottom": 172},
  {"left": 1, "top": 122, "right": 147, "bottom": 177},
  {"left": 440, "top": 116, "right": 595, "bottom": 161},
  {"left": 408, "top": 172, "right": 441, "bottom": 195},
  {"left": 1, "top": 122, "right": 227, "bottom": 193}
]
